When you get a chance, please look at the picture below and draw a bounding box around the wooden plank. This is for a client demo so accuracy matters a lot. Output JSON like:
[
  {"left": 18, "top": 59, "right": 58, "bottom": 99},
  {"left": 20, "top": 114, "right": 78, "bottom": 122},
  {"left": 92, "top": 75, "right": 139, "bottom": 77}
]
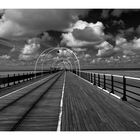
[
  {"left": 61, "top": 72, "right": 140, "bottom": 131},
  {"left": 0, "top": 73, "right": 64, "bottom": 131}
]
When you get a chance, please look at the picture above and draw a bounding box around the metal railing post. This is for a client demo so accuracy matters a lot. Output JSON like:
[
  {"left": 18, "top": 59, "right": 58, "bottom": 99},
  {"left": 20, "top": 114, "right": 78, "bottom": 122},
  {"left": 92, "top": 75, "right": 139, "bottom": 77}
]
[
  {"left": 28, "top": 73, "right": 30, "bottom": 80},
  {"left": 31, "top": 72, "right": 33, "bottom": 79},
  {"left": 29, "top": 73, "right": 30, "bottom": 80},
  {"left": 4, "top": 77, "right": 6, "bottom": 87},
  {"left": 23, "top": 73, "right": 25, "bottom": 82},
  {"left": 7, "top": 74, "right": 10, "bottom": 87},
  {"left": 13, "top": 74, "right": 16, "bottom": 85},
  {"left": 90, "top": 73, "right": 93, "bottom": 83},
  {"left": 122, "top": 76, "right": 127, "bottom": 101},
  {"left": 27, "top": 73, "right": 29, "bottom": 81},
  {"left": 84, "top": 72, "right": 85, "bottom": 79},
  {"left": 31, "top": 72, "right": 33, "bottom": 80},
  {"left": 103, "top": 74, "right": 106, "bottom": 90},
  {"left": 111, "top": 75, "right": 114, "bottom": 94},
  {"left": 94, "top": 73, "right": 96, "bottom": 85},
  {"left": 0, "top": 79, "right": 1, "bottom": 89},
  {"left": 98, "top": 74, "right": 100, "bottom": 87},
  {"left": 18, "top": 73, "right": 20, "bottom": 83}
]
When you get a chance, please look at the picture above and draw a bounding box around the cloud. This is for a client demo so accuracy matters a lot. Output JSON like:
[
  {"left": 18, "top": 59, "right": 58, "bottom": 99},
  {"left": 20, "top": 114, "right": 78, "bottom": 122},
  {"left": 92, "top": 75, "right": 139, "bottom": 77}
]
[
  {"left": 90, "top": 55, "right": 123, "bottom": 65},
  {"left": 91, "top": 59, "right": 96, "bottom": 64},
  {"left": 84, "top": 54, "right": 91, "bottom": 58},
  {"left": 19, "top": 40, "right": 40, "bottom": 61},
  {"left": 112, "top": 20, "right": 125, "bottom": 27},
  {"left": 96, "top": 41, "right": 116, "bottom": 57},
  {"left": 132, "top": 38, "right": 140, "bottom": 49},
  {"left": 72, "top": 47, "right": 87, "bottom": 52},
  {"left": 111, "top": 9, "right": 140, "bottom": 17},
  {"left": 26, "top": 33, "right": 52, "bottom": 45},
  {"left": 61, "top": 20, "right": 105, "bottom": 47},
  {"left": 96, "top": 36, "right": 140, "bottom": 59},
  {"left": 17, "top": 32, "right": 54, "bottom": 61},
  {"left": 72, "top": 24, "right": 104, "bottom": 42},
  {"left": 101, "top": 10, "right": 110, "bottom": 18},
  {"left": 115, "top": 36, "right": 140, "bottom": 56},
  {"left": 0, "top": 9, "right": 88, "bottom": 39},
  {"left": 72, "top": 20, "right": 104, "bottom": 42},
  {"left": 21, "top": 43, "right": 40, "bottom": 55},
  {"left": 78, "top": 53, "right": 91, "bottom": 61},
  {"left": 0, "top": 54, "right": 10, "bottom": 59},
  {"left": 136, "top": 25, "right": 140, "bottom": 34},
  {"left": 111, "top": 10, "right": 128, "bottom": 17},
  {"left": 19, "top": 54, "right": 38, "bottom": 61},
  {"left": 90, "top": 58, "right": 102, "bottom": 64},
  {"left": 0, "top": 38, "right": 14, "bottom": 56},
  {"left": 116, "top": 37, "right": 140, "bottom": 50},
  {"left": 41, "top": 32, "right": 52, "bottom": 42},
  {"left": 115, "top": 37, "right": 127, "bottom": 46},
  {"left": 61, "top": 32, "right": 91, "bottom": 47},
  {"left": 118, "top": 27, "right": 136, "bottom": 41},
  {"left": 101, "top": 10, "right": 140, "bottom": 19}
]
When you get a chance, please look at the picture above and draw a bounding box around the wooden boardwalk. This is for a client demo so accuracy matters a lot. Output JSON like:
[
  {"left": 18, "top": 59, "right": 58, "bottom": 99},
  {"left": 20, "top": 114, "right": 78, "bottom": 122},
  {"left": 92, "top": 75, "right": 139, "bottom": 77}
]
[
  {"left": 0, "top": 72, "right": 64, "bottom": 131},
  {"left": 61, "top": 72, "right": 140, "bottom": 131},
  {"left": 0, "top": 71, "right": 140, "bottom": 131}
]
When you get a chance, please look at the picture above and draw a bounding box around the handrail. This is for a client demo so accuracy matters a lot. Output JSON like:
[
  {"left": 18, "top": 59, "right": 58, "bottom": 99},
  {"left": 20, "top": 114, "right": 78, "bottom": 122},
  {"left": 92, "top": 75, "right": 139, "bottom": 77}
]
[
  {"left": 0, "top": 70, "right": 59, "bottom": 90},
  {"left": 73, "top": 71, "right": 140, "bottom": 104}
]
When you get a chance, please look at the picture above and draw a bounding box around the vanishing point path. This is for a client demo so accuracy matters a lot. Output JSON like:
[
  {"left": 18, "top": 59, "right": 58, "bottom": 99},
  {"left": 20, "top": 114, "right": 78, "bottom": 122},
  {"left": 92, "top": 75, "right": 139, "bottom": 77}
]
[{"left": 0, "top": 71, "right": 140, "bottom": 131}]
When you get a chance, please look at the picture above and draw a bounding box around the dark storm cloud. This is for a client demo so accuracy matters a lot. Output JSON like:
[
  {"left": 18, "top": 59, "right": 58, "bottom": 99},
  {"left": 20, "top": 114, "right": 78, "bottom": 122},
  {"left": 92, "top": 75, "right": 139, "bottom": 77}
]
[
  {"left": 112, "top": 20, "right": 125, "bottom": 27},
  {"left": 0, "top": 9, "right": 89, "bottom": 62},
  {"left": 101, "top": 9, "right": 140, "bottom": 19},
  {"left": 83, "top": 9, "right": 140, "bottom": 37},
  {"left": 118, "top": 27, "right": 138, "bottom": 41},
  {"left": 1, "top": 9, "right": 140, "bottom": 66},
  {"left": 0, "top": 9, "right": 88, "bottom": 39},
  {"left": 111, "top": 9, "right": 140, "bottom": 17},
  {"left": 101, "top": 10, "right": 110, "bottom": 19},
  {"left": 136, "top": 25, "right": 140, "bottom": 35},
  {"left": 111, "top": 9, "right": 129, "bottom": 17}
]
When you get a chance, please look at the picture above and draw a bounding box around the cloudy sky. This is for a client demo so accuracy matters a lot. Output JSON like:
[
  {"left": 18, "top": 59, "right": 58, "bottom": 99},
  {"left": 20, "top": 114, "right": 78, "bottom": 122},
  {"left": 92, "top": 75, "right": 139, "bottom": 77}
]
[{"left": 1, "top": 9, "right": 140, "bottom": 69}]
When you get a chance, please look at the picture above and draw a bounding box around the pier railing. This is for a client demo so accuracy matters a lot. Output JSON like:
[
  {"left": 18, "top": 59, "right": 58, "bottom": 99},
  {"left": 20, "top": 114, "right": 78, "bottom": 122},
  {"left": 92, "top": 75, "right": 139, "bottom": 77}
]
[
  {"left": 0, "top": 70, "right": 58, "bottom": 89},
  {"left": 72, "top": 70, "right": 140, "bottom": 105}
]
